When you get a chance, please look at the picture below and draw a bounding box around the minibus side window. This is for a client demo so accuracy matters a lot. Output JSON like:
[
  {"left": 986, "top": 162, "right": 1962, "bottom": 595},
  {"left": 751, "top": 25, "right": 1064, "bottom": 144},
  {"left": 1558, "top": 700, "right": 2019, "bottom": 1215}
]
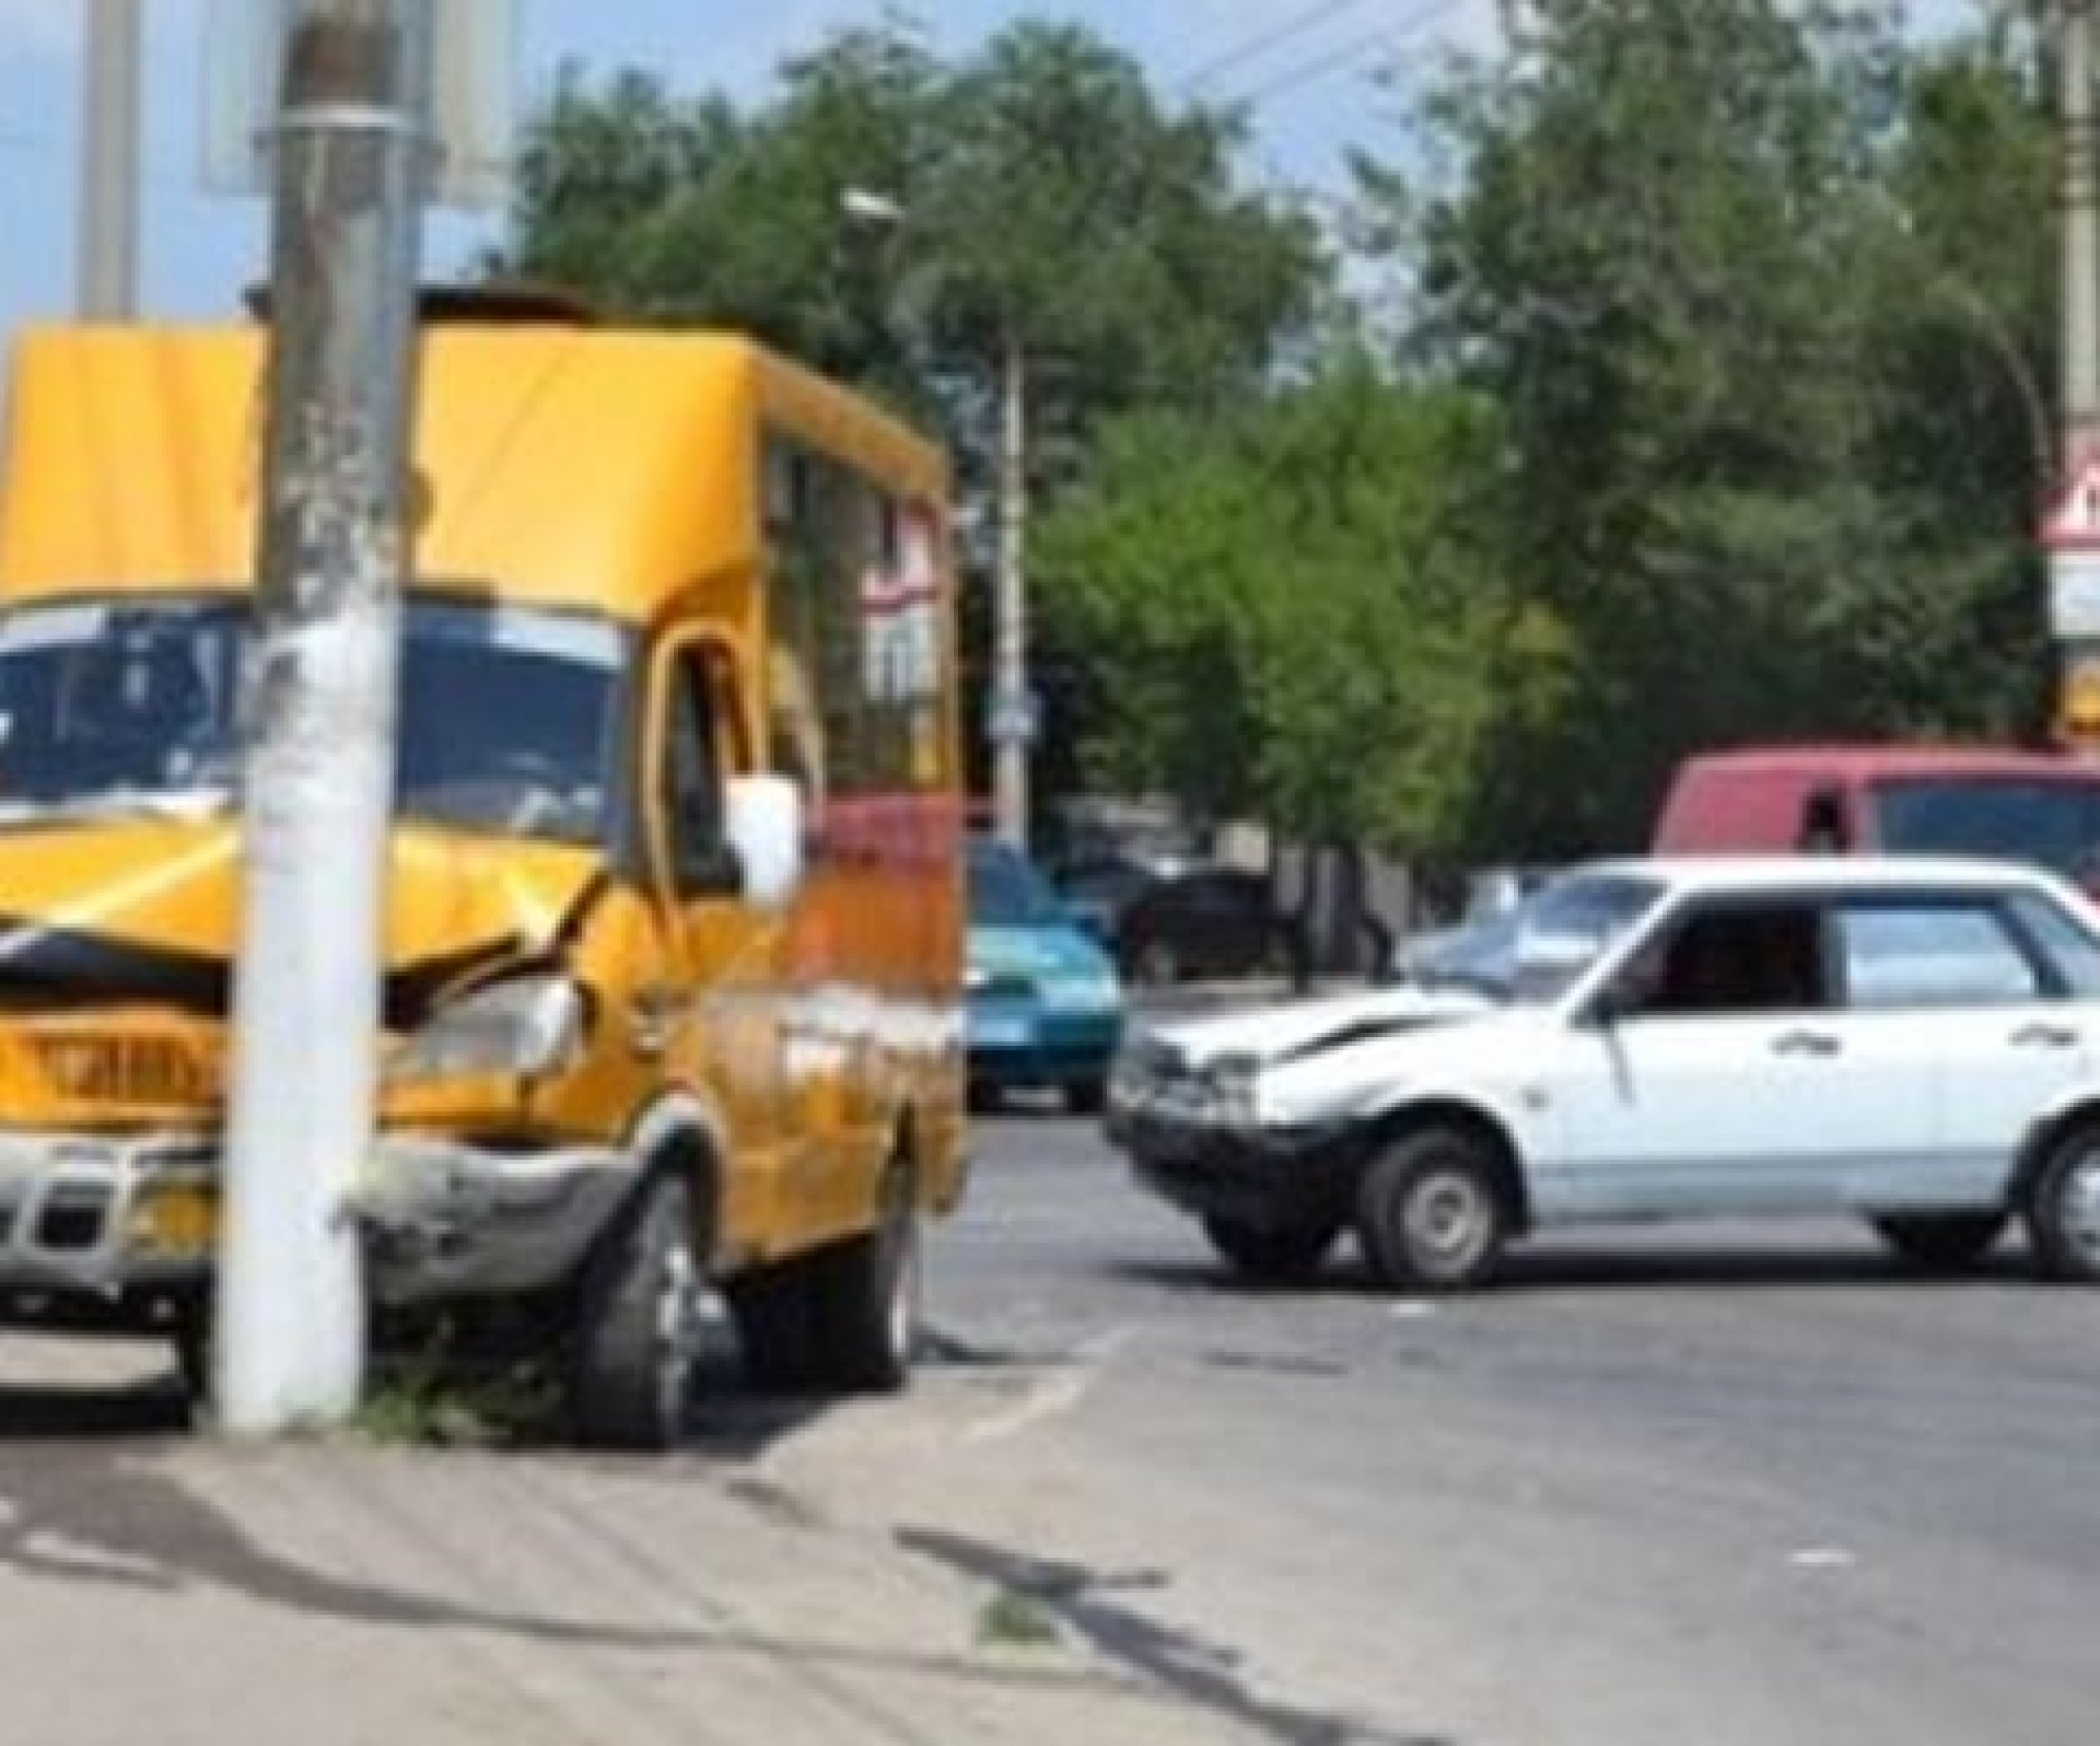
[{"left": 663, "top": 648, "right": 740, "bottom": 894}]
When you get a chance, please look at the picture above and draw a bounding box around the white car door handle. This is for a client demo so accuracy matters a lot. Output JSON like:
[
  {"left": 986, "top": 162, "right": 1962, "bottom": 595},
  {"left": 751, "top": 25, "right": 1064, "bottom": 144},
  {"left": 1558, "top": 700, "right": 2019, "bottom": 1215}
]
[
  {"left": 1771, "top": 1029, "right": 1842, "bottom": 1059},
  {"left": 2011, "top": 1022, "right": 2081, "bottom": 1050}
]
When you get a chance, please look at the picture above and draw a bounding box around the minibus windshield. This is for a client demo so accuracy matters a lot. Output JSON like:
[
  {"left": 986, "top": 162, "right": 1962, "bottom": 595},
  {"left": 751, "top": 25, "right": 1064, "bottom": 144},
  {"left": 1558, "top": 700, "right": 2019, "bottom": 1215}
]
[{"left": 0, "top": 597, "right": 627, "bottom": 845}]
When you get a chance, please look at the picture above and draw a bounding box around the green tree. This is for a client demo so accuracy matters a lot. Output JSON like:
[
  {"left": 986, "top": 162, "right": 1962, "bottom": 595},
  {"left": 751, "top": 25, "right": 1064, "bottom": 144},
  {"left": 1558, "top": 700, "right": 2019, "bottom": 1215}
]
[
  {"left": 1844, "top": 21, "right": 2054, "bottom": 738},
  {"left": 492, "top": 19, "right": 1324, "bottom": 438},
  {"left": 921, "top": 24, "right": 1324, "bottom": 426},
  {"left": 501, "top": 66, "right": 744, "bottom": 320},
  {"left": 1385, "top": 0, "right": 1922, "bottom": 853},
  {"left": 498, "top": 27, "right": 944, "bottom": 402},
  {"left": 492, "top": 18, "right": 1332, "bottom": 824},
  {"left": 1037, "top": 358, "right": 1567, "bottom": 864}
]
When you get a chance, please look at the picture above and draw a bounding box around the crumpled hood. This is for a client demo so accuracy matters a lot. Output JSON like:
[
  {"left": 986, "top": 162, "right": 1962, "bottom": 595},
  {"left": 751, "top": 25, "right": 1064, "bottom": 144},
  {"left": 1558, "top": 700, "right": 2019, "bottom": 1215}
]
[
  {"left": 0, "top": 816, "right": 604, "bottom": 1026},
  {"left": 969, "top": 922, "right": 1116, "bottom": 984},
  {"left": 1145, "top": 981, "right": 1494, "bottom": 1068}
]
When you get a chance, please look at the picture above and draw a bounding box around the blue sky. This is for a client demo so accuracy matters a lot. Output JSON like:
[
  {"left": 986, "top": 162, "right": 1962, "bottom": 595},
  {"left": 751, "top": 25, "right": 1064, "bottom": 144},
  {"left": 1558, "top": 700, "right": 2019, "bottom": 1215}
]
[
  {"left": 0, "top": 0, "right": 1501, "bottom": 335},
  {"left": 0, "top": 1, "right": 1980, "bottom": 336}
]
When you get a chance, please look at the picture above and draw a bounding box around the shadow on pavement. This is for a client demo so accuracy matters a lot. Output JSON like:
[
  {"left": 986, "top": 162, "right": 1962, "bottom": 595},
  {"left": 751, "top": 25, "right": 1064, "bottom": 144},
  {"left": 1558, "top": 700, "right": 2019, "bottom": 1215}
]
[
  {"left": 0, "top": 1403, "right": 1153, "bottom": 1708},
  {"left": 899, "top": 1526, "right": 1452, "bottom": 1746}
]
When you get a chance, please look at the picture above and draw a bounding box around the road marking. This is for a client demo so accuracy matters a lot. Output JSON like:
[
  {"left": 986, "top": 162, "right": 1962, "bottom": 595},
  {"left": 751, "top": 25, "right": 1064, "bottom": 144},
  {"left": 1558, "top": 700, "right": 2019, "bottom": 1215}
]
[
  {"left": 962, "top": 1330, "right": 1129, "bottom": 1445},
  {"left": 1787, "top": 1546, "right": 1858, "bottom": 1571},
  {"left": 1388, "top": 1301, "right": 1438, "bottom": 1320}
]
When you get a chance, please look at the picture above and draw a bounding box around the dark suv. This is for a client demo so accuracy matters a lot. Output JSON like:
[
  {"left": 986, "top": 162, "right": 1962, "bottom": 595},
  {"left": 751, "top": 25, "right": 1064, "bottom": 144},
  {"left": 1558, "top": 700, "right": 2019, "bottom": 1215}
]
[{"left": 1077, "top": 862, "right": 1302, "bottom": 985}]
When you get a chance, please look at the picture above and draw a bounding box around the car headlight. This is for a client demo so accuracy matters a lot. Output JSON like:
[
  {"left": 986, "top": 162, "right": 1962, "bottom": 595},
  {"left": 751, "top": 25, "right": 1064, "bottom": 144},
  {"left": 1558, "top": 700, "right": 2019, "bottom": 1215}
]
[
  {"left": 1054, "top": 970, "right": 1122, "bottom": 1011},
  {"left": 1202, "top": 1052, "right": 1262, "bottom": 1127},
  {"left": 386, "top": 974, "right": 589, "bottom": 1086}
]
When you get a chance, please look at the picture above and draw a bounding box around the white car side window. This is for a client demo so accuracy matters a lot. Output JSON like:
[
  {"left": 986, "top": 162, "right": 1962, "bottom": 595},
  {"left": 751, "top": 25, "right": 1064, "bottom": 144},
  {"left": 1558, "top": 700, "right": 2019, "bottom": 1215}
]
[
  {"left": 1840, "top": 905, "right": 2041, "bottom": 1010},
  {"left": 1615, "top": 900, "right": 1831, "bottom": 1018}
]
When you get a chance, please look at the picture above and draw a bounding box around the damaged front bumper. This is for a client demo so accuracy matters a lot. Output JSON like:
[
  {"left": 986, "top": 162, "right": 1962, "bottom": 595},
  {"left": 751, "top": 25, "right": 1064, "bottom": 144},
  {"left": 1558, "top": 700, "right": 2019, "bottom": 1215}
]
[
  {"left": 352, "top": 1135, "right": 636, "bottom": 1304},
  {"left": 0, "top": 1129, "right": 637, "bottom": 1308}
]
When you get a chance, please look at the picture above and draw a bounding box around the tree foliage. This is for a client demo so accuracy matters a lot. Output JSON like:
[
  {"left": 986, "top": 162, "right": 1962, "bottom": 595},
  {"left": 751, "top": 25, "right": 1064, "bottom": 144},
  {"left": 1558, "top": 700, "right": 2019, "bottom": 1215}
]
[
  {"left": 1037, "top": 362, "right": 1570, "bottom": 858},
  {"left": 496, "top": 19, "right": 1324, "bottom": 434},
  {"left": 1384, "top": 0, "right": 2055, "bottom": 853},
  {"left": 496, "top": 5, "right": 2067, "bottom": 872}
]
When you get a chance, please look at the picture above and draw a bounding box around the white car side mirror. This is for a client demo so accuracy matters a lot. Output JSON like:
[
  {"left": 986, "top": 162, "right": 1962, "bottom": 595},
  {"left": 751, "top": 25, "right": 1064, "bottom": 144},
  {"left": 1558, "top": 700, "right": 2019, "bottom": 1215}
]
[{"left": 726, "top": 775, "right": 806, "bottom": 912}]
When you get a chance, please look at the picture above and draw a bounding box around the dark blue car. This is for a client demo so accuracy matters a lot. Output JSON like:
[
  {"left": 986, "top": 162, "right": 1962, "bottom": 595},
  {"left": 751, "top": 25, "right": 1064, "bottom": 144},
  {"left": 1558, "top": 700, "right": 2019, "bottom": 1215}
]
[{"left": 967, "top": 837, "right": 1124, "bottom": 1110}]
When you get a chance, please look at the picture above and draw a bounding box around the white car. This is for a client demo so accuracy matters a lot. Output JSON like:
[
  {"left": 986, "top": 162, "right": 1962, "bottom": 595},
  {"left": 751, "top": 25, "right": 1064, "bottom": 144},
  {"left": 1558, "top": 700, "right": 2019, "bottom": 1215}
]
[{"left": 1104, "top": 856, "right": 2100, "bottom": 1290}]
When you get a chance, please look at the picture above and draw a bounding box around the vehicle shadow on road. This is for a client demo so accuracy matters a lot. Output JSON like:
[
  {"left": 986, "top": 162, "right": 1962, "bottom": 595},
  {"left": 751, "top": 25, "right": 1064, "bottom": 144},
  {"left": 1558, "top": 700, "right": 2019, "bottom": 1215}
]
[
  {"left": 0, "top": 1375, "right": 192, "bottom": 1440},
  {"left": 1493, "top": 1242, "right": 2041, "bottom": 1293},
  {"left": 682, "top": 1320, "right": 1053, "bottom": 1463},
  {"left": 1109, "top": 1241, "right": 2041, "bottom": 1300}
]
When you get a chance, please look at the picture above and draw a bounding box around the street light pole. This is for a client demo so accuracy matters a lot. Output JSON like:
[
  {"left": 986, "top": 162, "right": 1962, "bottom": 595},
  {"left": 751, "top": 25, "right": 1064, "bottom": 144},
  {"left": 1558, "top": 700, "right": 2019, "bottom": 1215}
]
[
  {"left": 991, "top": 331, "right": 1032, "bottom": 849},
  {"left": 839, "top": 187, "right": 1033, "bottom": 844},
  {"left": 2064, "top": 0, "right": 2100, "bottom": 461},
  {"left": 2051, "top": 0, "right": 2100, "bottom": 748},
  {"left": 214, "top": 0, "right": 434, "bottom": 1434},
  {"left": 79, "top": 0, "right": 140, "bottom": 318}
]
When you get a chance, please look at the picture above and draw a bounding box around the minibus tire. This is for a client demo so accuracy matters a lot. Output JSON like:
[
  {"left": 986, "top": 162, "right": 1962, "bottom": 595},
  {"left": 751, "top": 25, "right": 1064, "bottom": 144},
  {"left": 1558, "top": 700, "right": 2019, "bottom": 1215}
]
[
  {"left": 728, "top": 1165, "right": 919, "bottom": 1395},
  {"left": 568, "top": 1172, "right": 705, "bottom": 1451},
  {"left": 727, "top": 1264, "right": 823, "bottom": 1393},
  {"left": 813, "top": 1162, "right": 920, "bottom": 1395}
]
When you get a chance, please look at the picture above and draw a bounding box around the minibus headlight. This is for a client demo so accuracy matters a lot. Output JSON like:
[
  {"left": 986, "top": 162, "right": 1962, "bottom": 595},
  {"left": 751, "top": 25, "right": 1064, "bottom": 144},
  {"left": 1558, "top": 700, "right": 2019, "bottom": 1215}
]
[{"left": 387, "top": 975, "right": 589, "bottom": 1086}]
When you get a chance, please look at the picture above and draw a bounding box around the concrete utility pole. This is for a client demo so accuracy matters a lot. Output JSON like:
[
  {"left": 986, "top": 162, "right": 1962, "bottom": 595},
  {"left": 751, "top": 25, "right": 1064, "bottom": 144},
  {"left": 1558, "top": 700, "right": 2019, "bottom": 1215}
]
[
  {"left": 991, "top": 334, "right": 1032, "bottom": 849},
  {"left": 2052, "top": 0, "right": 2100, "bottom": 749},
  {"left": 2063, "top": 1, "right": 2100, "bottom": 457},
  {"left": 215, "top": 0, "right": 434, "bottom": 1433},
  {"left": 79, "top": 0, "right": 141, "bottom": 318}
]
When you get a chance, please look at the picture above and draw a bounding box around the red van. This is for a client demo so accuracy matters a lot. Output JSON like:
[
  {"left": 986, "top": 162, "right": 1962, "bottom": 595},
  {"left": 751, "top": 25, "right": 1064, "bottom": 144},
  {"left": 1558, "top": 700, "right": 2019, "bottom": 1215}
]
[{"left": 1652, "top": 745, "right": 2100, "bottom": 880}]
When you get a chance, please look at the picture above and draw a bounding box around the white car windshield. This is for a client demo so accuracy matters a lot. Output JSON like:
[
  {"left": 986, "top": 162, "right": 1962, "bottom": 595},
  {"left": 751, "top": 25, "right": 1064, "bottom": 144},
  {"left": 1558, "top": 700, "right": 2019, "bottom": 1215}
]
[
  {"left": 1415, "top": 870, "right": 1664, "bottom": 1003},
  {"left": 0, "top": 596, "right": 628, "bottom": 844}
]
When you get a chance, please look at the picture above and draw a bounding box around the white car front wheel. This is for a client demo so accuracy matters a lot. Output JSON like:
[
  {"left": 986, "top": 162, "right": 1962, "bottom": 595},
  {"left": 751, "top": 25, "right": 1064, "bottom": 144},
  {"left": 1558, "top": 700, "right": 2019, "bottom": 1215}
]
[{"left": 1357, "top": 1128, "right": 1510, "bottom": 1294}]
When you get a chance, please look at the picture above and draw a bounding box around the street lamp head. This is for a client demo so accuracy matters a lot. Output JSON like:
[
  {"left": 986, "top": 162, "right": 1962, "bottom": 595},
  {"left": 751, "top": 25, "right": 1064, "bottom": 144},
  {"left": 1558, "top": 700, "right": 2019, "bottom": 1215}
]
[{"left": 842, "top": 186, "right": 906, "bottom": 227}]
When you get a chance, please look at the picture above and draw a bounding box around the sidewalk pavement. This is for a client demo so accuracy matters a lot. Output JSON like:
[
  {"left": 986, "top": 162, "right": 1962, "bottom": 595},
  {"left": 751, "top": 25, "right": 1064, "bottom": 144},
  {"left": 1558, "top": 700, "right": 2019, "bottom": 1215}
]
[{"left": 0, "top": 1333, "right": 1262, "bottom": 1746}]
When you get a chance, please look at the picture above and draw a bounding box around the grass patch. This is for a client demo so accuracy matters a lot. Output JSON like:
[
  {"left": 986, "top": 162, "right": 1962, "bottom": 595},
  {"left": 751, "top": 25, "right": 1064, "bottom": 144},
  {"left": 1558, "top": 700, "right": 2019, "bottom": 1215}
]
[
  {"left": 345, "top": 1352, "right": 558, "bottom": 1450},
  {"left": 976, "top": 1588, "right": 1063, "bottom": 1650}
]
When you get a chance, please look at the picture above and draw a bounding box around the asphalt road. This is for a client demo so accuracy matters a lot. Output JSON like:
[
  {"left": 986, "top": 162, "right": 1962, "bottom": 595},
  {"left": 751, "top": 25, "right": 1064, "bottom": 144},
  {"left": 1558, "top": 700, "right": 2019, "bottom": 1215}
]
[
  {"left": 1, "top": 1108, "right": 2097, "bottom": 1744},
  {"left": 907, "top": 1106, "right": 2100, "bottom": 1745}
]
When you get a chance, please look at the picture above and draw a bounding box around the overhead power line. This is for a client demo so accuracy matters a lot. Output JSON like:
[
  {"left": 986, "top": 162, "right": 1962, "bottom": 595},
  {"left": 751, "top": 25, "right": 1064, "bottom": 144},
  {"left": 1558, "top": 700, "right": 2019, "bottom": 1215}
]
[
  {"left": 1234, "top": 28, "right": 1389, "bottom": 107},
  {"left": 1177, "top": 0, "right": 1376, "bottom": 94},
  {"left": 1230, "top": 0, "right": 1471, "bottom": 110}
]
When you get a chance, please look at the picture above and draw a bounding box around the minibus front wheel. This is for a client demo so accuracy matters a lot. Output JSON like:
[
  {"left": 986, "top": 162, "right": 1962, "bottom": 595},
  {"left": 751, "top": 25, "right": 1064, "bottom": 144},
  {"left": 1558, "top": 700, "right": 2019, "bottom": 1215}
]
[{"left": 567, "top": 1171, "right": 709, "bottom": 1451}]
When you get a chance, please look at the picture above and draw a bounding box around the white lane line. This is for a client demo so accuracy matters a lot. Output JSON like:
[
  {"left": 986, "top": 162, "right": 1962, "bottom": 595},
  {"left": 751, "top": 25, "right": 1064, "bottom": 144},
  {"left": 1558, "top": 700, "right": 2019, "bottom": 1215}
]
[
  {"left": 1787, "top": 1546, "right": 1859, "bottom": 1571},
  {"left": 961, "top": 1329, "right": 1130, "bottom": 1446}
]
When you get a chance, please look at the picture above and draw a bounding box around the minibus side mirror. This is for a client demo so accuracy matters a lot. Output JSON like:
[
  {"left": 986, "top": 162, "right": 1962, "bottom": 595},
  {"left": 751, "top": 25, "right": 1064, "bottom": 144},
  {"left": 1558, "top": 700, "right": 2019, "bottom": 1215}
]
[{"left": 725, "top": 775, "right": 806, "bottom": 912}]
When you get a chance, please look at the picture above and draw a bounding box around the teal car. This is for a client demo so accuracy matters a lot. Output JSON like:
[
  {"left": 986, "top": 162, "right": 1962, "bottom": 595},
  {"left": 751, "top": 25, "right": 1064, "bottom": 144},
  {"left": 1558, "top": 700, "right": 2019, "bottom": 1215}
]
[{"left": 968, "top": 836, "right": 1124, "bottom": 1110}]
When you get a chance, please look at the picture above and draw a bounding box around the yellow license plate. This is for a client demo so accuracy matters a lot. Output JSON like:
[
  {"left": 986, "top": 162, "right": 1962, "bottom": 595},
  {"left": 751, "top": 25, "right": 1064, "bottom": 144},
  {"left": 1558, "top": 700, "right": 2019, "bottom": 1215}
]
[{"left": 129, "top": 1185, "right": 218, "bottom": 1258}]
